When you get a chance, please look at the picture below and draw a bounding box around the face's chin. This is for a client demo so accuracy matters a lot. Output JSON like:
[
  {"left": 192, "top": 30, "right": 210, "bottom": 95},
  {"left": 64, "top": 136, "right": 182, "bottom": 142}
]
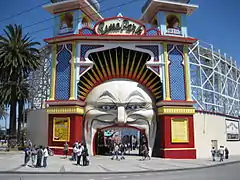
[{"left": 84, "top": 80, "right": 157, "bottom": 156}]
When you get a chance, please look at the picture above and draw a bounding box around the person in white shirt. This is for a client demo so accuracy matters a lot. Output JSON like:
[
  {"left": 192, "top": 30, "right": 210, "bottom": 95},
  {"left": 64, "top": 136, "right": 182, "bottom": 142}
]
[
  {"left": 77, "top": 143, "right": 84, "bottom": 166},
  {"left": 219, "top": 146, "right": 224, "bottom": 162},
  {"left": 72, "top": 145, "right": 78, "bottom": 161},
  {"left": 43, "top": 147, "right": 49, "bottom": 168}
]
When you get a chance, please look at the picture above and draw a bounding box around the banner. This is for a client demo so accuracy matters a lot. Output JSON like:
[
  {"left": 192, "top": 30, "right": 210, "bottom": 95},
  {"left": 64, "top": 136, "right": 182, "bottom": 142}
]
[
  {"left": 53, "top": 117, "right": 70, "bottom": 142},
  {"left": 171, "top": 118, "right": 189, "bottom": 143},
  {"left": 226, "top": 119, "right": 239, "bottom": 141}
]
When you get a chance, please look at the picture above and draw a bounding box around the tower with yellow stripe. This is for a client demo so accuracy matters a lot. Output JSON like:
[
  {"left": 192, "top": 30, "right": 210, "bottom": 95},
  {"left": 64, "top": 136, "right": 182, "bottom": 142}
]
[
  {"left": 141, "top": 0, "right": 198, "bottom": 158},
  {"left": 43, "top": 0, "right": 103, "bottom": 154}
]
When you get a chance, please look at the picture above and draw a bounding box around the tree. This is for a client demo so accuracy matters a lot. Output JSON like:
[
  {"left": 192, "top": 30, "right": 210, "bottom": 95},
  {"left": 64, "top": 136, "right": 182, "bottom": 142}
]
[
  {"left": 17, "top": 80, "right": 30, "bottom": 143},
  {"left": 0, "top": 79, "right": 30, "bottom": 144},
  {"left": 0, "top": 24, "right": 41, "bottom": 136}
]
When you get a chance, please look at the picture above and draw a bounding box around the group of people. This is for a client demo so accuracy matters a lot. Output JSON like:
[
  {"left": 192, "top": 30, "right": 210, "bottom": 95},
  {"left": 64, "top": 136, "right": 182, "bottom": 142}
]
[
  {"left": 64, "top": 141, "right": 89, "bottom": 166},
  {"left": 110, "top": 142, "right": 150, "bottom": 161},
  {"left": 211, "top": 146, "right": 229, "bottom": 162},
  {"left": 24, "top": 144, "right": 51, "bottom": 168},
  {"left": 111, "top": 142, "right": 127, "bottom": 160}
]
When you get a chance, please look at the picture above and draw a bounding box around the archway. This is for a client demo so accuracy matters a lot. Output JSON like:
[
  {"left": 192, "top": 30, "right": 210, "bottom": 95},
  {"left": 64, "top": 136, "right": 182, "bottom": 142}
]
[
  {"left": 78, "top": 47, "right": 163, "bottom": 156},
  {"left": 93, "top": 125, "right": 147, "bottom": 156}
]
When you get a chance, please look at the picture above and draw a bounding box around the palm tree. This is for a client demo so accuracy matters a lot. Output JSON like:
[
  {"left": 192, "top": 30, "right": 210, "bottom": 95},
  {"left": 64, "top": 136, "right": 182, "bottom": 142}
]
[
  {"left": 0, "top": 24, "right": 41, "bottom": 136},
  {"left": 0, "top": 79, "right": 30, "bottom": 144},
  {"left": 17, "top": 80, "right": 30, "bottom": 143}
]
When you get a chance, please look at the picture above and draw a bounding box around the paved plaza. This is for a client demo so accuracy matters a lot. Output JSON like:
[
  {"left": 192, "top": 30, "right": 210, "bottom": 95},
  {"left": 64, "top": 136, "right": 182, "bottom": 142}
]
[
  {"left": 0, "top": 152, "right": 240, "bottom": 174},
  {"left": 2, "top": 163, "right": 240, "bottom": 180}
]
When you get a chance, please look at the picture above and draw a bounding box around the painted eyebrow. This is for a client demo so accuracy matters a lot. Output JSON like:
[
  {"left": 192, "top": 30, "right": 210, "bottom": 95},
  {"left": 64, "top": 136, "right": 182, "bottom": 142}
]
[
  {"left": 97, "top": 90, "right": 117, "bottom": 101},
  {"left": 125, "top": 90, "right": 146, "bottom": 101}
]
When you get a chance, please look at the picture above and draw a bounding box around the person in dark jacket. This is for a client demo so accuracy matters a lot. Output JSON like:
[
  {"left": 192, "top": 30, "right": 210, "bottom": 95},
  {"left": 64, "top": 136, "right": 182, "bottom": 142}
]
[
  {"left": 24, "top": 146, "right": 31, "bottom": 166},
  {"left": 141, "top": 144, "right": 150, "bottom": 160},
  {"left": 225, "top": 147, "right": 229, "bottom": 159},
  {"left": 36, "top": 146, "right": 43, "bottom": 168},
  {"left": 120, "top": 143, "right": 125, "bottom": 160},
  {"left": 82, "top": 144, "right": 89, "bottom": 166}
]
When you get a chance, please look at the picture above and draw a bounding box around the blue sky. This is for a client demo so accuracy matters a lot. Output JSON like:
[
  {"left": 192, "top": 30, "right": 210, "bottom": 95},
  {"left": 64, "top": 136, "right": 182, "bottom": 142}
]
[
  {"left": 0, "top": 0, "right": 239, "bottom": 128},
  {"left": 0, "top": 0, "right": 239, "bottom": 59}
]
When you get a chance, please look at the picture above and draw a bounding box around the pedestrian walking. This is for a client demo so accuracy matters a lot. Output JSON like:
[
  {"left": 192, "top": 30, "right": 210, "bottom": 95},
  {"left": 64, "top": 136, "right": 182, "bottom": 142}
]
[
  {"left": 72, "top": 145, "right": 78, "bottom": 161},
  {"left": 36, "top": 146, "right": 43, "bottom": 168},
  {"left": 24, "top": 146, "right": 31, "bottom": 166},
  {"left": 120, "top": 143, "right": 125, "bottom": 160},
  {"left": 225, "top": 147, "right": 229, "bottom": 159},
  {"left": 211, "top": 147, "right": 216, "bottom": 161},
  {"left": 76, "top": 143, "right": 84, "bottom": 166},
  {"left": 43, "top": 146, "right": 49, "bottom": 168},
  {"left": 82, "top": 144, "right": 89, "bottom": 166},
  {"left": 219, "top": 146, "right": 224, "bottom": 162},
  {"left": 141, "top": 144, "right": 150, "bottom": 160},
  {"left": 63, "top": 142, "right": 69, "bottom": 158},
  {"left": 31, "top": 145, "right": 37, "bottom": 166},
  {"left": 111, "top": 143, "right": 119, "bottom": 160}
]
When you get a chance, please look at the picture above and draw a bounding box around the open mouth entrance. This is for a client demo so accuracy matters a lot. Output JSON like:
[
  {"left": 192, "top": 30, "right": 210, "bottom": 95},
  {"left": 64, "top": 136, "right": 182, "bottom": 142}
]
[{"left": 93, "top": 126, "right": 147, "bottom": 156}]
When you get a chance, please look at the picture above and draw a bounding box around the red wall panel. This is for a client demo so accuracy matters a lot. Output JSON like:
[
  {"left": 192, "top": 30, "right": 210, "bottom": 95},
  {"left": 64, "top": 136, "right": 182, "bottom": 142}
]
[{"left": 48, "top": 114, "right": 84, "bottom": 148}]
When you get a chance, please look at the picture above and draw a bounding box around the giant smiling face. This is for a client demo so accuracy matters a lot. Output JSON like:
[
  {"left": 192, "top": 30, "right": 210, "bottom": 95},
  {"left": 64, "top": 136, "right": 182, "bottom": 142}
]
[{"left": 84, "top": 79, "right": 157, "bottom": 156}]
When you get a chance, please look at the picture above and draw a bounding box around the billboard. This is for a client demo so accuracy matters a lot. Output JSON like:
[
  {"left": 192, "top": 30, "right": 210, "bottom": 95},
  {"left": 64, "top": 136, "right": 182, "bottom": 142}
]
[
  {"left": 53, "top": 117, "right": 70, "bottom": 142},
  {"left": 171, "top": 118, "right": 189, "bottom": 143},
  {"left": 226, "top": 119, "right": 239, "bottom": 141}
]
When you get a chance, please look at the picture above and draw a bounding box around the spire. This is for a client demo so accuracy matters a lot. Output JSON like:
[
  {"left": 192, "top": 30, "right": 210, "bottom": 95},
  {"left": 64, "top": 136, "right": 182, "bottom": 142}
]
[{"left": 117, "top": 13, "right": 123, "bottom": 17}]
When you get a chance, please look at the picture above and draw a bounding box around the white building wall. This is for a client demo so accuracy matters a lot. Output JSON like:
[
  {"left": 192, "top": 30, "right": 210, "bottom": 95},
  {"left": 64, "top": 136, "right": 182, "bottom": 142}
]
[
  {"left": 27, "top": 109, "right": 48, "bottom": 146},
  {"left": 194, "top": 112, "right": 240, "bottom": 159}
]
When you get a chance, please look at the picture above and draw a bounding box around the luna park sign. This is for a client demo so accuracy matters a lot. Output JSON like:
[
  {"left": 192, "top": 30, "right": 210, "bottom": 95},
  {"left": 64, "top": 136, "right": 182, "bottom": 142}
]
[{"left": 94, "top": 17, "right": 146, "bottom": 35}]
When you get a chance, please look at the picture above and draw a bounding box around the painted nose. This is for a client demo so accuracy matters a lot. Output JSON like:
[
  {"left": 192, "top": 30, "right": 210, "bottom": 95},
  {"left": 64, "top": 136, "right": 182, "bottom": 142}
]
[{"left": 117, "top": 106, "right": 126, "bottom": 125}]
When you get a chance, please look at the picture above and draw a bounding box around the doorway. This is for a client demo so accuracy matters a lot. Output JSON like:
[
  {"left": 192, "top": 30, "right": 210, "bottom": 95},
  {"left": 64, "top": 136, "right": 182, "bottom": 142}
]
[{"left": 94, "top": 126, "right": 147, "bottom": 156}]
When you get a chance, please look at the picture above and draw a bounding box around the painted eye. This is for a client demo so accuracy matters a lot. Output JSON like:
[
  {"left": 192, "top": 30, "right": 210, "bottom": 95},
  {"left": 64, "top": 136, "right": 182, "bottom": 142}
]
[
  {"left": 126, "top": 104, "right": 141, "bottom": 110},
  {"left": 99, "top": 105, "right": 117, "bottom": 111}
]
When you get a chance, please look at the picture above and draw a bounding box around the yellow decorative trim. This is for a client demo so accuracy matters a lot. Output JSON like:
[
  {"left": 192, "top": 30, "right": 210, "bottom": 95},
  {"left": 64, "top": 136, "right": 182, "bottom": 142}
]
[
  {"left": 139, "top": 68, "right": 148, "bottom": 82},
  {"left": 53, "top": 117, "right": 70, "bottom": 142},
  {"left": 50, "top": 44, "right": 57, "bottom": 100},
  {"left": 115, "top": 48, "right": 119, "bottom": 76},
  {"left": 158, "top": 106, "right": 195, "bottom": 115},
  {"left": 78, "top": 48, "right": 162, "bottom": 101},
  {"left": 136, "top": 60, "right": 145, "bottom": 81},
  {"left": 163, "top": 43, "right": 171, "bottom": 100},
  {"left": 132, "top": 53, "right": 143, "bottom": 79},
  {"left": 87, "top": 71, "right": 98, "bottom": 84},
  {"left": 103, "top": 51, "right": 111, "bottom": 77},
  {"left": 49, "top": 146, "right": 73, "bottom": 150},
  {"left": 160, "top": 148, "right": 196, "bottom": 151},
  {"left": 171, "top": 118, "right": 189, "bottom": 143},
  {"left": 184, "top": 45, "right": 192, "bottom": 101},
  {"left": 47, "top": 106, "right": 84, "bottom": 115},
  {"left": 125, "top": 50, "right": 131, "bottom": 76},
  {"left": 129, "top": 52, "right": 137, "bottom": 78},
  {"left": 69, "top": 42, "right": 76, "bottom": 100},
  {"left": 120, "top": 48, "right": 124, "bottom": 76},
  {"left": 97, "top": 53, "right": 107, "bottom": 79},
  {"left": 109, "top": 50, "right": 115, "bottom": 77}
]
